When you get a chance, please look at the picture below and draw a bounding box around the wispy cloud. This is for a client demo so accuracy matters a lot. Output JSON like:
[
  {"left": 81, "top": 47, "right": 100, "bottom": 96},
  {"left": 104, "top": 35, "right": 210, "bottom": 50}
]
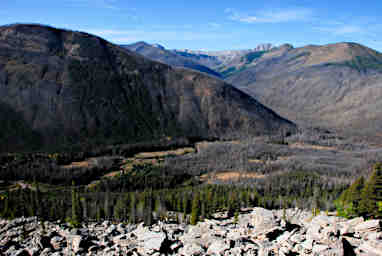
[
  {"left": 65, "top": 0, "right": 128, "bottom": 11},
  {"left": 208, "top": 23, "right": 221, "bottom": 29},
  {"left": 226, "top": 8, "right": 312, "bottom": 23},
  {"left": 314, "top": 25, "right": 363, "bottom": 36}
]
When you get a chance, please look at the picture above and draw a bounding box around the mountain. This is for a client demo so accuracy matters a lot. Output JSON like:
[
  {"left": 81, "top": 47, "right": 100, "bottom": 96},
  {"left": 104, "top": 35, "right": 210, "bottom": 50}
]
[
  {"left": 122, "top": 42, "right": 222, "bottom": 78},
  {"left": 173, "top": 44, "right": 275, "bottom": 77},
  {"left": 226, "top": 42, "right": 382, "bottom": 135},
  {"left": 174, "top": 43, "right": 274, "bottom": 68},
  {"left": 0, "top": 24, "right": 294, "bottom": 152}
]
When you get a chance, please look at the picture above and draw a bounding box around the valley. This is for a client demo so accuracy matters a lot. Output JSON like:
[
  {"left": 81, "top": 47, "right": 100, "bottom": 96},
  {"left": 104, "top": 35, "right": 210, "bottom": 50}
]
[{"left": 1, "top": 23, "right": 382, "bottom": 256}]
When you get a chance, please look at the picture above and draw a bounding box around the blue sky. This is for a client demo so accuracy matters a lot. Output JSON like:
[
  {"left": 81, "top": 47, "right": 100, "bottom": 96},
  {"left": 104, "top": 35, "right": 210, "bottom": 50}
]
[{"left": 2, "top": 0, "right": 382, "bottom": 51}]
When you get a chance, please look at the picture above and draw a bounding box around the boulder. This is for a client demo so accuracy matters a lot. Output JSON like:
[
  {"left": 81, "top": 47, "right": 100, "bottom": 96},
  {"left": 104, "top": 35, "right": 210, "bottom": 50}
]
[
  {"left": 178, "top": 242, "right": 204, "bottom": 255},
  {"left": 355, "top": 220, "right": 381, "bottom": 233},
  {"left": 359, "top": 240, "right": 382, "bottom": 256},
  {"left": 301, "top": 238, "right": 313, "bottom": 252},
  {"left": 50, "top": 236, "right": 66, "bottom": 250},
  {"left": 312, "top": 244, "right": 329, "bottom": 254},
  {"left": 252, "top": 208, "right": 278, "bottom": 231},
  {"left": 206, "top": 239, "right": 230, "bottom": 255},
  {"left": 142, "top": 231, "right": 167, "bottom": 253}
]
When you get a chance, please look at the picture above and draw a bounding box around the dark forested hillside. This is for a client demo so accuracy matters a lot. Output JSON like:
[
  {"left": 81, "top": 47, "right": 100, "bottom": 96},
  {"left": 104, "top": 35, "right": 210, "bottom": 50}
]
[{"left": 0, "top": 24, "right": 294, "bottom": 152}]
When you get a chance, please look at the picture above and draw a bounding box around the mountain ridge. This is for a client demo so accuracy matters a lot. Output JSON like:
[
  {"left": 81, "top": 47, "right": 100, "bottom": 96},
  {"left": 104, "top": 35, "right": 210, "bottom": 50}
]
[
  {"left": 0, "top": 24, "right": 295, "bottom": 152},
  {"left": 225, "top": 42, "right": 382, "bottom": 135},
  {"left": 121, "top": 41, "right": 222, "bottom": 78}
]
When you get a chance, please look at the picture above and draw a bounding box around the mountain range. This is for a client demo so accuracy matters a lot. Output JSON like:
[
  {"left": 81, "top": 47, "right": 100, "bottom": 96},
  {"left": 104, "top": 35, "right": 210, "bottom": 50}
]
[
  {"left": 226, "top": 42, "right": 382, "bottom": 134},
  {"left": 126, "top": 41, "right": 382, "bottom": 136},
  {"left": 0, "top": 24, "right": 294, "bottom": 152},
  {"left": 122, "top": 42, "right": 222, "bottom": 78}
]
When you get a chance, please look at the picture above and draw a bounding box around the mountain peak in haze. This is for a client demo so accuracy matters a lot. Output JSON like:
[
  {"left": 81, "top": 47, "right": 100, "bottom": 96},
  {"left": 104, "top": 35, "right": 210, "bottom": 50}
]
[{"left": 122, "top": 41, "right": 222, "bottom": 78}]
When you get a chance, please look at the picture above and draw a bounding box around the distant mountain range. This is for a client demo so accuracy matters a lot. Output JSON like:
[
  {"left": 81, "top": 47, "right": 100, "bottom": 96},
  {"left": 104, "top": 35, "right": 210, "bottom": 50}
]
[
  {"left": 0, "top": 24, "right": 294, "bottom": 152},
  {"left": 124, "top": 42, "right": 275, "bottom": 78},
  {"left": 127, "top": 40, "right": 382, "bottom": 136},
  {"left": 122, "top": 42, "right": 222, "bottom": 78}
]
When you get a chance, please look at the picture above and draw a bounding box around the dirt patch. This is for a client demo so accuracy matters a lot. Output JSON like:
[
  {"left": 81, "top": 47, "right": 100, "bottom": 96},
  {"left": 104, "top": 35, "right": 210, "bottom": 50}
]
[
  {"left": 248, "top": 156, "right": 293, "bottom": 164},
  {"left": 248, "top": 159, "right": 264, "bottom": 163},
  {"left": 60, "top": 159, "right": 94, "bottom": 169},
  {"left": 289, "top": 143, "right": 337, "bottom": 151},
  {"left": 134, "top": 147, "right": 195, "bottom": 159},
  {"left": 201, "top": 171, "right": 265, "bottom": 182}
]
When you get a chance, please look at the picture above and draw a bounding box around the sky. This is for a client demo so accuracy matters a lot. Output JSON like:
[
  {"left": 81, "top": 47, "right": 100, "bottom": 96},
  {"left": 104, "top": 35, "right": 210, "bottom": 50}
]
[{"left": 2, "top": 0, "right": 382, "bottom": 51}]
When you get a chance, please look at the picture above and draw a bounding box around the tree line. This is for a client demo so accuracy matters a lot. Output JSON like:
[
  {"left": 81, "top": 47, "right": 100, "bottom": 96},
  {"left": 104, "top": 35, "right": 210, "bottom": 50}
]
[
  {"left": 336, "top": 162, "right": 382, "bottom": 218},
  {"left": 0, "top": 169, "right": 346, "bottom": 226}
]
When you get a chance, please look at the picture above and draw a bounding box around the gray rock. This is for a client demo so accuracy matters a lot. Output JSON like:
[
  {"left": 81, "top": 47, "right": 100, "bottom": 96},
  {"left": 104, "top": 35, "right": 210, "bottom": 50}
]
[
  {"left": 13, "top": 249, "right": 30, "bottom": 256},
  {"left": 207, "top": 240, "right": 230, "bottom": 255},
  {"left": 252, "top": 208, "right": 278, "bottom": 231},
  {"left": 142, "top": 231, "right": 166, "bottom": 252},
  {"left": 301, "top": 238, "right": 313, "bottom": 251},
  {"left": 313, "top": 244, "right": 329, "bottom": 254},
  {"left": 290, "top": 233, "right": 304, "bottom": 243},
  {"left": 359, "top": 240, "right": 382, "bottom": 256},
  {"left": 227, "top": 247, "right": 243, "bottom": 256},
  {"left": 178, "top": 242, "right": 204, "bottom": 255},
  {"left": 26, "top": 247, "right": 40, "bottom": 256},
  {"left": 50, "top": 236, "right": 66, "bottom": 250},
  {"left": 355, "top": 219, "right": 381, "bottom": 233}
]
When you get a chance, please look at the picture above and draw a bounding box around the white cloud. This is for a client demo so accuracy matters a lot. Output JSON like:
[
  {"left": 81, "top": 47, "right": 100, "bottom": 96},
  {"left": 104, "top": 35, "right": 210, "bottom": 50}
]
[{"left": 226, "top": 8, "right": 312, "bottom": 24}]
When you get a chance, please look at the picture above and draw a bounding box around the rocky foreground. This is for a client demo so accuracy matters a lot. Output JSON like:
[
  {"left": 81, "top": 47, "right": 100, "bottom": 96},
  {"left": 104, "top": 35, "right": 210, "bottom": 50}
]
[{"left": 1, "top": 208, "right": 382, "bottom": 256}]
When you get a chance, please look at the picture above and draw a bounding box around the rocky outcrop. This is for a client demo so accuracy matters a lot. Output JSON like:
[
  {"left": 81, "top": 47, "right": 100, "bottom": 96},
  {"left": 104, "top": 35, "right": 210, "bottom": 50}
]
[{"left": 1, "top": 208, "right": 381, "bottom": 255}]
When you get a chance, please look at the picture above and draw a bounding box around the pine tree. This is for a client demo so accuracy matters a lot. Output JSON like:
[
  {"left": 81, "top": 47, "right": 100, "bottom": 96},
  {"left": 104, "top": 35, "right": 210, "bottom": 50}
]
[
  {"left": 129, "top": 193, "right": 137, "bottom": 224},
  {"left": 70, "top": 181, "right": 82, "bottom": 227},
  {"left": 346, "top": 176, "right": 365, "bottom": 216},
  {"left": 234, "top": 210, "right": 239, "bottom": 226},
  {"left": 360, "top": 163, "right": 382, "bottom": 217},
  {"left": 1, "top": 190, "right": 10, "bottom": 219},
  {"left": 182, "top": 195, "right": 188, "bottom": 224},
  {"left": 190, "top": 193, "right": 200, "bottom": 225},
  {"left": 104, "top": 190, "right": 111, "bottom": 220},
  {"left": 114, "top": 196, "right": 125, "bottom": 221}
]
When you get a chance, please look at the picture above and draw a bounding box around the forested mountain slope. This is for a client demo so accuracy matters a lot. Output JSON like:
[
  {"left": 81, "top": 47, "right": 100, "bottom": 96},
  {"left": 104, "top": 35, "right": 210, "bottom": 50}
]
[
  {"left": 226, "top": 42, "right": 382, "bottom": 135},
  {"left": 0, "top": 24, "right": 294, "bottom": 152}
]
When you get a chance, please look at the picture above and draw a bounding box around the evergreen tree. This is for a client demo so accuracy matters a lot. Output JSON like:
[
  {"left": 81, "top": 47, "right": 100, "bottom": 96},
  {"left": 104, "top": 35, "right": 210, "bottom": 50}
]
[
  {"left": 190, "top": 193, "right": 200, "bottom": 225},
  {"left": 346, "top": 176, "right": 365, "bottom": 216},
  {"left": 234, "top": 210, "right": 239, "bottom": 226},
  {"left": 129, "top": 193, "right": 137, "bottom": 224},
  {"left": 360, "top": 163, "right": 382, "bottom": 217},
  {"left": 1, "top": 190, "right": 10, "bottom": 219},
  {"left": 70, "top": 181, "right": 82, "bottom": 227},
  {"left": 182, "top": 195, "right": 188, "bottom": 224},
  {"left": 114, "top": 196, "right": 125, "bottom": 221},
  {"left": 104, "top": 190, "right": 111, "bottom": 220}
]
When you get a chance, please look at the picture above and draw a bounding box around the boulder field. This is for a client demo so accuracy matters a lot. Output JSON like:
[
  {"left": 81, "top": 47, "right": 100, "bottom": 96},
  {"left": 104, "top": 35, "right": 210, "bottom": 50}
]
[{"left": 0, "top": 207, "right": 381, "bottom": 255}]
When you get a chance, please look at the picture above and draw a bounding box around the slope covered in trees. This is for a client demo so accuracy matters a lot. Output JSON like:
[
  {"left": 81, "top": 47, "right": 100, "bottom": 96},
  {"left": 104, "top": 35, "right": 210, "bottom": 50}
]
[
  {"left": 0, "top": 24, "right": 295, "bottom": 152},
  {"left": 337, "top": 163, "right": 382, "bottom": 218},
  {"left": 226, "top": 43, "right": 382, "bottom": 135}
]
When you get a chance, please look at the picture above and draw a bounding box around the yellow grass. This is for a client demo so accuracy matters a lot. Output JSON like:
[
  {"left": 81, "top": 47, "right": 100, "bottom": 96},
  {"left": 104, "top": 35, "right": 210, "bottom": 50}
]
[
  {"left": 289, "top": 143, "right": 337, "bottom": 151},
  {"left": 134, "top": 147, "right": 195, "bottom": 159},
  {"left": 201, "top": 171, "right": 265, "bottom": 183}
]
